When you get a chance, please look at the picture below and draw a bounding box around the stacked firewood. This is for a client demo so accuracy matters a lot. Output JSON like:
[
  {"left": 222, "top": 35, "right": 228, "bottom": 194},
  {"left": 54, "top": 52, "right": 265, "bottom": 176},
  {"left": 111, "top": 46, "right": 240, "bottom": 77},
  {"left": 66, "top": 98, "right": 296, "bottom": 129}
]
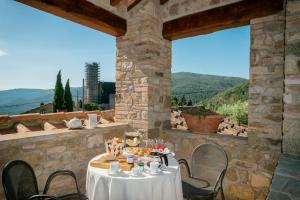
[
  {"left": 170, "top": 110, "right": 187, "bottom": 130},
  {"left": 218, "top": 118, "right": 248, "bottom": 137}
]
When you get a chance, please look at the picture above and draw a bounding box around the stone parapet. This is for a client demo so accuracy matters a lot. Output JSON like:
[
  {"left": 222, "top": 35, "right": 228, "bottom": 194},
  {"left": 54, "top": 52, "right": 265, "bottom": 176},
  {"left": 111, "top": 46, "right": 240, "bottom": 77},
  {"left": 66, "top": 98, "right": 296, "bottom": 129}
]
[
  {"left": 0, "top": 110, "right": 115, "bottom": 135},
  {"left": 0, "top": 122, "right": 128, "bottom": 199}
]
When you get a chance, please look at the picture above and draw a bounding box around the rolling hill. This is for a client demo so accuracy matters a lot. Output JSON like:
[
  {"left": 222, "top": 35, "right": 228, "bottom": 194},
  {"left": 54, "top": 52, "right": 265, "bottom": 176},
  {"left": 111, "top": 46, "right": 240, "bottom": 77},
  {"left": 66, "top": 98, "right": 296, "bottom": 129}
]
[
  {"left": 0, "top": 88, "right": 82, "bottom": 115},
  {"left": 0, "top": 73, "right": 248, "bottom": 115},
  {"left": 172, "top": 72, "right": 247, "bottom": 103},
  {"left": 202, "top": 81, "right": 249, "bottom": 110}
]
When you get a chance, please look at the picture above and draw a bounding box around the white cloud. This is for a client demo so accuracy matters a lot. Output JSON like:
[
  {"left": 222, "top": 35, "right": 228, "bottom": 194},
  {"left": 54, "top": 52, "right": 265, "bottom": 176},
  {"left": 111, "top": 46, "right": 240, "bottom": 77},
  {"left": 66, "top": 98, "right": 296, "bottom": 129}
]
[{"left": 0, "top": 49, "right": 7, "bottom": 56}]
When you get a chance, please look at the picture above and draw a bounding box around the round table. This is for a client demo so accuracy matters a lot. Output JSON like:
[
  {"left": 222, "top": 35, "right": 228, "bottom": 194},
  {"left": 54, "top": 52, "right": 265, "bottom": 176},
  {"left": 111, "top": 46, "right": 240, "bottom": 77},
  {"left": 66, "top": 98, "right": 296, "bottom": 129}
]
[{"left": 86, "top": 154, "right": 183, "bottom": 200}]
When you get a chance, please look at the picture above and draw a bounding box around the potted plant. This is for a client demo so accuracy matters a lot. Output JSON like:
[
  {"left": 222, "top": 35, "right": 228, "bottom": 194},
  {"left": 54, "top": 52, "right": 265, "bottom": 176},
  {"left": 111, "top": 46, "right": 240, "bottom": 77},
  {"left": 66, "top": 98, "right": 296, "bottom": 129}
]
[{"left": 181, "top": 106, "right": 223, "bottom": 134}]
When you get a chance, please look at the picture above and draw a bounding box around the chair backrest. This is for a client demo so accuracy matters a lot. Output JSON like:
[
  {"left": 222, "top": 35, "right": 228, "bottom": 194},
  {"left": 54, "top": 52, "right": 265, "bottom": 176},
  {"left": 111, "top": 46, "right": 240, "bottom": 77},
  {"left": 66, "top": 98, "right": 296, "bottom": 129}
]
[
  {"left": 191, "top": 143, "right": 228, "bottom": 187},
  {"left": 2, "top": 160, "right": 39, "bottom": 200}
]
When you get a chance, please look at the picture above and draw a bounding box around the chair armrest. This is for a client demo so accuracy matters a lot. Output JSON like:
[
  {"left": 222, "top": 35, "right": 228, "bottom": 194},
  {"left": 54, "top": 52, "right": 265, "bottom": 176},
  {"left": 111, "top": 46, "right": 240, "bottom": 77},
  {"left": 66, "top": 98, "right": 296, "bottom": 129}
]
[
  {"left": 28, "top": 194, "right": 60, "bottom": 200},
  {"left": 43, "top": 170, "right": 81, "bottom": 195},
  {"left": 178, "top": 159, "right": 191, "bottom": 177}
]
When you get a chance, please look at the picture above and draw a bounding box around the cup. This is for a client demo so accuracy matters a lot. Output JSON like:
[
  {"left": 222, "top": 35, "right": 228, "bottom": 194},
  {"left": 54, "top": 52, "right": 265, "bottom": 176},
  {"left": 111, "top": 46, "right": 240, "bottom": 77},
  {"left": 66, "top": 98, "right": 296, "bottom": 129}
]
[
  {"left": 149, "top": 161, "right": 160, "bottom": 173},
  {"left": 109, "top": 161, "right": 119, "bottom": 173},
  {"left": 131, "top": 166, "right": 140, "bottom": 175},
  {"left": 127, "top": 153, "right": 134, "bottom": 164},
  {"left": 88, "top": 114, "right": 97, "bottom": 129}
]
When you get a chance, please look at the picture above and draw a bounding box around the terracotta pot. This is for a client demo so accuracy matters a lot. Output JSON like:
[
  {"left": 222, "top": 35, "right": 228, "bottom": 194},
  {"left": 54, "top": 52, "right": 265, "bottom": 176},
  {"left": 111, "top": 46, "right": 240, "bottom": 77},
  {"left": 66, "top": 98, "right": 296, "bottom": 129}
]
[{"left": 182, "top": 113, "right": 223, "bottom": 134}]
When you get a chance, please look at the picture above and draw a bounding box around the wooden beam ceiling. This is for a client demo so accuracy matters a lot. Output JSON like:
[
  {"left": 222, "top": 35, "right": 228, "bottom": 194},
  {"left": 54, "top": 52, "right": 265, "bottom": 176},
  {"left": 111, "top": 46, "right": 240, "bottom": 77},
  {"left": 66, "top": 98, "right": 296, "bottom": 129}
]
[
  {"left": 163, "top": 0, "right": 284, "bottom": 40},
  {"left": 127, "top": 0, "right": 142, "bottom": 11},
  {"left": 160, "top": 0, "right": 169, "bottom": 5},
  {"left": 110, "top": 0, "right": 122, "bottom": 6},
  {"left": 16, "top": 0, "right": 127, "bottom": 37}
]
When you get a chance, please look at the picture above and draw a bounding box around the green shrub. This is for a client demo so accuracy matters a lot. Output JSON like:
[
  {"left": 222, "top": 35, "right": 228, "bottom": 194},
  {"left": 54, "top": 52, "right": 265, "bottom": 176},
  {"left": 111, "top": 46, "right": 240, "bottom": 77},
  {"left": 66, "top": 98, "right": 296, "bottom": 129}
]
[
  {"left": 84, "top": 102, "right": 99, "bottom": 111},
  {"left": 216, "top": 101, "right": 248, "bottom": 125}
]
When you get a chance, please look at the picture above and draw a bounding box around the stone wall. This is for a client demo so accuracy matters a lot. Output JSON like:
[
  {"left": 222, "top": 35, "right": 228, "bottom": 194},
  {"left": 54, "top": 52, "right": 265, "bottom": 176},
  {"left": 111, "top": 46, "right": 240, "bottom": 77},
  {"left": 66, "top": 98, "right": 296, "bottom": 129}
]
[
  {"left": 115, "top": 0, "right": 172, "bottom": 138},
  {"left": 161, "top": 0, "right": 242, "bottom": 22},
  {"left": 283, "top": 0, "right": 300, "bottom": 155},
  {"left": 249, "top": 12, "right": 285, "bottom": 142},
  {"left": 162, "top": 130, "right": 279, "bottom": 200},
  {"left": 0, "top": 122, "right": 127, "bottom": 199}
]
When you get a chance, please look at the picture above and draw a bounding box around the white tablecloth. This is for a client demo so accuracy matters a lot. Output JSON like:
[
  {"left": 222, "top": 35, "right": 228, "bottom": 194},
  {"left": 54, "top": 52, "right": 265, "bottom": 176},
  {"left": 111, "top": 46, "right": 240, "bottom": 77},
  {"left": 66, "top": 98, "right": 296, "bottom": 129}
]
[{"left": 86, "top": 154, "right": 183, "bottom": 200}]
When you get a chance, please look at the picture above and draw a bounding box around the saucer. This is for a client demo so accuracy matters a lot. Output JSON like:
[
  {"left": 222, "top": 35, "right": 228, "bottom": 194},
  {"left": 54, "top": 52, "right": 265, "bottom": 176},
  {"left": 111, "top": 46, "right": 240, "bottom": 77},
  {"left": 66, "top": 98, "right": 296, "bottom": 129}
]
[{"left": 108, "top": 169, "right": 121, "bottom": 175}]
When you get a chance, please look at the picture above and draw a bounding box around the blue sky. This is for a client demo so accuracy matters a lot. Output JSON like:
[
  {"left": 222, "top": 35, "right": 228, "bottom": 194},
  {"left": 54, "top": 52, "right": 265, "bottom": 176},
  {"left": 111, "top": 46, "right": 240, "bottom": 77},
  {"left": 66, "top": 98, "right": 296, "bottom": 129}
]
[{"left": 0, "top": 0, "right": 249, "bottom": 90}]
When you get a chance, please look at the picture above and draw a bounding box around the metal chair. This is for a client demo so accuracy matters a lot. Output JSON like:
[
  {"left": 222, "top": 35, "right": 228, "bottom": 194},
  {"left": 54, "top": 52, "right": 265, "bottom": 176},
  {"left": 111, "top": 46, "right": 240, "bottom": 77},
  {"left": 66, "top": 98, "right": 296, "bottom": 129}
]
[
  {"left": 43, "top": 170, "right": 87, "bottom": 200},
  {"left": 2, "top": 160, "right": 87, "bottom": 200},
  {"left": 178, "top": 143, "right": 228, "bottom": 200}
]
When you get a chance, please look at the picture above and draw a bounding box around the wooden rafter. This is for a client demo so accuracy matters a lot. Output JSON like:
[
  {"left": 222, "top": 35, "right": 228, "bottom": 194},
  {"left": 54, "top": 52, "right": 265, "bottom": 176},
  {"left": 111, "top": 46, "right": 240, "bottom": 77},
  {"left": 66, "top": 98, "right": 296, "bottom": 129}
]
[
  {"left": 16, "top": 0, "right": 127, "bottom": 37},
  {"left": 127, "top": 0, "right": 142, "bottom": 11},
  {"left": 110, "top": 0, "right": 122, "bottom": 6},
  {"left": 160, "top": 0, "right": 168, "bottom": 5},
  {"left": 163, "top": 0, "right": 284, "bottom": 40}
]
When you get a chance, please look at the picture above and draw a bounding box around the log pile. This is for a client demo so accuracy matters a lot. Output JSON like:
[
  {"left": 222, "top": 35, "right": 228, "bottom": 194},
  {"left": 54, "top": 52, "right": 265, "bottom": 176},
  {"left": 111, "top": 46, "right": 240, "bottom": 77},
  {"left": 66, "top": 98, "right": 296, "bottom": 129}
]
[
  {"left": 171, "top": 110, "right": 187, "bottom": 130},
  {"left": 218, "top": 118, "right": 248, "bottom": 137}
]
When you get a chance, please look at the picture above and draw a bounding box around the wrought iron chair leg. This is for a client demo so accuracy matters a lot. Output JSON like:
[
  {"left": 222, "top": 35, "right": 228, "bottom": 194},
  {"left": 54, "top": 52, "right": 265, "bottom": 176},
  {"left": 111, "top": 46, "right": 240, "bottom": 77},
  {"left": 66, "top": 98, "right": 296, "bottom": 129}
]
[{"left": 221, "top": 187, "right": 225, "bottom": 200}]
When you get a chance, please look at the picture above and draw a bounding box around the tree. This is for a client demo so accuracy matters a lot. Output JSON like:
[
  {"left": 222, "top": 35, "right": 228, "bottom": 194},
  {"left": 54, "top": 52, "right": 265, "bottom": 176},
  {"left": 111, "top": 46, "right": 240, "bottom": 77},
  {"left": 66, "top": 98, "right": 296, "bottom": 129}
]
[
  {"left": 63, "top": 79, "right": 73, "bottom": 112},
  {"left": 179, "top": 96, "right": 187, "bottom": 106},
  {"left": 52, "top": 70, "right": 64, "bottom": 112},
  {"left": 171, "top": 97, "right": 179, "bottom": 107},
  {"left": 187, "top": 99, "right": 193, "bottom": 106}
]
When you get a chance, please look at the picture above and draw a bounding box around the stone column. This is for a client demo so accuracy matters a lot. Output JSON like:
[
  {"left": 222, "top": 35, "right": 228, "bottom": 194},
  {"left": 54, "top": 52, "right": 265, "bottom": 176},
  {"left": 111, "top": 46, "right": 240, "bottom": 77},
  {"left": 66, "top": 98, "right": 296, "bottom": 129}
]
[
  {"left": 115, "top": 0, "right": 171, "bottom": 138},
  {"left": 283, "top": 0, "right": 300, "bottom": 155},
  {"left": 249, "top": 13, "right": 285, "bottom": 153}
]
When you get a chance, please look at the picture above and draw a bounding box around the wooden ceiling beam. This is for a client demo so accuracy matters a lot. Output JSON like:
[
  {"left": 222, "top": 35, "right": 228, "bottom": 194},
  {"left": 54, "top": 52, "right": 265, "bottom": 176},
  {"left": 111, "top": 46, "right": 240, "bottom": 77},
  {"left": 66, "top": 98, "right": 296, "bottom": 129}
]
[
  {"left": 16, "top": 0, "right": 127, "bottom": 37},
  {"left": 127, "top": 0, "right": 142, "bottom": 11},
  {"left": 160, "top": 0, "right": 168, "bottom": 5},
  {"left": 163, "top": 0, "right": 284, "bottom": 40},
  {"left": 110, "top": 0, "right": 122, "bottom": 6}
]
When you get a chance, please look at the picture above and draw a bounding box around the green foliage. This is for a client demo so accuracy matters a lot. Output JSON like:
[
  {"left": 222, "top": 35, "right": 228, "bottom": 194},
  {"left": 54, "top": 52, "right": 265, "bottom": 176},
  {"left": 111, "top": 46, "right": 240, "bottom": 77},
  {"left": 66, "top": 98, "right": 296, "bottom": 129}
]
[
  {"left": 202, "top": 81, "right": 249, "bottom": 109},
  {"left": 52, "top": 70, "right": 64, "bottom": 112},
  {"left": 171, "top": 97, "right": 179, "bottom": 107},
  {"left": 200, "top": 82, "right": 250, "bottom": 125},
  {"left": 172, "top": 72, "right": 247, "bottom": 103},
  {"left": 84, "top": 102, "right": 99, "bottom": 111},
  {"left": 187, "top": 99, "right": 193, "bottom": 106},
  {"left": 63, "top": 79, "right": 73, "bottom": 112},
  {"left": 216, "top": 101, "right": 248, "bottom": 125},
  {"left": 179, "top": 96, "right": 187, "bottom": 106}
]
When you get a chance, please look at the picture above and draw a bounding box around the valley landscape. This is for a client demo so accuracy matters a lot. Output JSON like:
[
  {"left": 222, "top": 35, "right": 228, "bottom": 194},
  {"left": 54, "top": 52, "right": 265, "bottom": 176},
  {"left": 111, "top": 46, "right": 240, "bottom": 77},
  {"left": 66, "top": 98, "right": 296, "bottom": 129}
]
[{"left": 0, "top": 72, "right": 248, "bottom": 115}]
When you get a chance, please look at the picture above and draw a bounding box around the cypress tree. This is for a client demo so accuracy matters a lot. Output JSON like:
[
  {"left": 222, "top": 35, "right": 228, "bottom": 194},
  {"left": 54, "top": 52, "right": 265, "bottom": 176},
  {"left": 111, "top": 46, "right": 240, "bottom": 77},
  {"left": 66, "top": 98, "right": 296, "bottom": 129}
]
[
  {"left": 63, "top": 79, "right": 73, "bottom": 112},
  {"left": 52, "top": 70, "right": 64, "bottom": 112}
]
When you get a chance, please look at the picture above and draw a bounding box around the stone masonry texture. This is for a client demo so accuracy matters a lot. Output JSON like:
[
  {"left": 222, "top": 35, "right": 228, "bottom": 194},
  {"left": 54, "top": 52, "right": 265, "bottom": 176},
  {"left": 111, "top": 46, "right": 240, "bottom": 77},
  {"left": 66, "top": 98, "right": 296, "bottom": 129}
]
[
  {"left": 283, "top": 0, "right": 300, "bottom": 155},
  {"left": 115, "top": 0, "right": 172, "bottom": 138}
]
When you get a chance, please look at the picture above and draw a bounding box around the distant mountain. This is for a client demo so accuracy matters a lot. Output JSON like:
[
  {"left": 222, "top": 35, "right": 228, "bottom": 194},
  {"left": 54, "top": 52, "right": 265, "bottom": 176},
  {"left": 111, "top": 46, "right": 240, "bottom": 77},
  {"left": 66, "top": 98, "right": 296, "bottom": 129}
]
[
  {"left": 202, "top": 81, "right": 249, "bottom": 109},
  {"left": 0, "top": 88, "right": 82, "bottom": 115},
  {"left": 172, "top": 72, "right": 247, "bottom": 103}
]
